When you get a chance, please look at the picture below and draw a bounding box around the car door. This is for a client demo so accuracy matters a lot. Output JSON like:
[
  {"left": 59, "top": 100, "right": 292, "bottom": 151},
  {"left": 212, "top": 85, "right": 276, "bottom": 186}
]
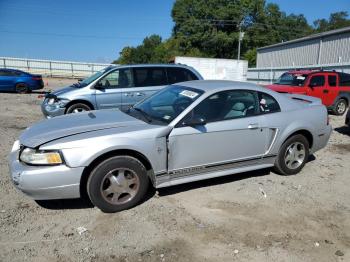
[
  {"left": 168, "top": 90, "right": 269, "bottom": 174},
  {"left": 305, "top": 74, "right": 327, "bottom": 105},
  {"left": 94, "top": 68, "right": 132, "bottom": 110},
  {"left": 121, "top": 67, "right": 167, "bottom": 111},
  {"left": 324, "top": 73, "right": 339, "bottom": 106}
]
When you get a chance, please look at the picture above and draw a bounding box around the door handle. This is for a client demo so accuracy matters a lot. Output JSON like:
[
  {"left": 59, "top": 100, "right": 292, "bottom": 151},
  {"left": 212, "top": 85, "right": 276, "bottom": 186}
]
[
  {"left": 323, "top": 89, "right": 329, "bottom": 94},
  {"left": 124, "top": 93, "right": 133, "bottom": 97},
  {"left": 248, "top": 123, "right": 259, "bottom": 129},
  {"left": 135, "top": 92, "right": 145, "bottom": 96}
]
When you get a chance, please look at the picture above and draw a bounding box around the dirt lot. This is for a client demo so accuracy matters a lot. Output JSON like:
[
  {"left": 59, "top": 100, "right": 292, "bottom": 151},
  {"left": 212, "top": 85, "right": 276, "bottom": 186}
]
[{"left": 0, "top": 78, "right": 349, "bottom": 262}]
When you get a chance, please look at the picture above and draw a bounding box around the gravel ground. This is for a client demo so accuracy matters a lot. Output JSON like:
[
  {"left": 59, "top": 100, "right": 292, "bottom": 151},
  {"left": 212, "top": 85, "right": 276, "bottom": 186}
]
[{"left": 0, "top": 78, "right": 349, "bottom": 262}]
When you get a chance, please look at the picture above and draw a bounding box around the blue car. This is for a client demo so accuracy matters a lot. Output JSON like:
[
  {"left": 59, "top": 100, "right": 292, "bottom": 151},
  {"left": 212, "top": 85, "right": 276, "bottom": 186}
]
[{"left": 0, "top": 68, "right": 44, "bottom": 93}]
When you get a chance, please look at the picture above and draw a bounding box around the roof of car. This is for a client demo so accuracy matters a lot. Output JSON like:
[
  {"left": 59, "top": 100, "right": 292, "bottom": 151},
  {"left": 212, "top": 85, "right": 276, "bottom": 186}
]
[
  {"left": 176, "top": 80, "right": 266, "bottom": 93},
  {"left": 0, "top": 68, "right": 22, "bottom": 72},
  {"left": 287, "top": 70, "right": 313, "bottom": 75},
  {"left": 109, "top": 63, "right": 197, "bottom": 69}
]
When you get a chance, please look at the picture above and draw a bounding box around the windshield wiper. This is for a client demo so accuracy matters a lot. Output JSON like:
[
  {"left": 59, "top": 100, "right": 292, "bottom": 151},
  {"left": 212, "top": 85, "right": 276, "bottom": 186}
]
[{"left": 133, "top": 107, "right": 152, "bottom": 123}]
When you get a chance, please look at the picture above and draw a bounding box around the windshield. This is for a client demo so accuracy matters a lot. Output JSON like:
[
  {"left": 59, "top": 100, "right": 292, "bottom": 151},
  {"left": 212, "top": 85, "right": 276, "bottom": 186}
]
[
  {"left": 131, "top": 85, "right": 204, "bottom": 125},
  {"left": 275, "top": 73, "right": 308, "bottom": 86},
  {"left": 74, "top": 66, "right": 114, "bottom": 87}
]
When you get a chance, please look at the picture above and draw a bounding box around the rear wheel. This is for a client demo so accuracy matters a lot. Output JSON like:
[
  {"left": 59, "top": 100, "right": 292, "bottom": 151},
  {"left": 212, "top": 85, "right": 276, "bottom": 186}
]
[
  {"left": 87, "top": 156, "right": 149, "bottom": 213},
  {"left": 66, "top": 103, "right": 91, "bottom": 114},
  {"left": 274, "top": 134, "right": 309, "bottom": 176},
  {"left": 333, "top": 99, "right": 348, "bottom": 116},
  {"left": 15, "top": 83, "right": 28, "bottom": 93}
]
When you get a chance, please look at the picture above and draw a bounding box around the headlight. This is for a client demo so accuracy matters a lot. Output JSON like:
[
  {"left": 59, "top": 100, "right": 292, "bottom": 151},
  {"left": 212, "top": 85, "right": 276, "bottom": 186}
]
[
  {"left": 47, "top": 98, "right": 55, "bottom": 105},
  {"left": 46, "top": 98, "right": 69, "bottom": 107},
  {"left": 20, "top": 148, "right": 63, "bottom": 165}
]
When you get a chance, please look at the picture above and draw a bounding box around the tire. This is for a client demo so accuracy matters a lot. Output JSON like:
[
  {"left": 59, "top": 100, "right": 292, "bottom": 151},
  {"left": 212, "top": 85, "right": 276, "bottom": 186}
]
[
  {"left": 15, "top": 83, "right": 28, "bottom": 93},
  {"left": 66, "top": 103, "right": 91, "bottom": 114},
  {"left": 274, "top": 134, "right": 309, "bottom": 176},
  {"left": 333, "top": 99, "right": 348, "bottom": 116},
  {"left": 87, "top": 156, "right": 149, "bottom": 213}
]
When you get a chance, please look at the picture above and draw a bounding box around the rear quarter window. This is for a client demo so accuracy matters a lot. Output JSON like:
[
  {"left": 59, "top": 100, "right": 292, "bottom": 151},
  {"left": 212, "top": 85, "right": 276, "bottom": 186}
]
[
  {"left": 339, "top": 73, "right": 350, "bottom": 86},
  {"left": 167, "top": 67, "right": 198, "bottom": 84},
  {"left": 133, "top": 67, "right": 167, "bottom": 87},
  {"left": 258, "top": 92, "right": 281, "bottom": 114}
]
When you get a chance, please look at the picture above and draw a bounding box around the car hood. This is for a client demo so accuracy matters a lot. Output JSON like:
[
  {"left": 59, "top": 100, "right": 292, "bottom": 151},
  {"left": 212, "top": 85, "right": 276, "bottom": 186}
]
[
  {"left": 51, "top": 85, "right": 79, "bottom": 97},
  {"left": 20, "top": 110, "right": 150, "bottom": 148}
]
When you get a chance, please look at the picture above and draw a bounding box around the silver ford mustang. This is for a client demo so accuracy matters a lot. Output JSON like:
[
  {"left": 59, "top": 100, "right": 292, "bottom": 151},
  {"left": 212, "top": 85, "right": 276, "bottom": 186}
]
[{"left": 9, "top": 80, "right": 332, "bottom": 213}]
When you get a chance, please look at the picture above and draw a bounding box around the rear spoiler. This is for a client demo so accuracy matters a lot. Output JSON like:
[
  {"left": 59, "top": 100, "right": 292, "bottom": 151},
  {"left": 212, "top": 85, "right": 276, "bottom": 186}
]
[{"left": 284, "top": 94, "right": 322, "bottom": 105}]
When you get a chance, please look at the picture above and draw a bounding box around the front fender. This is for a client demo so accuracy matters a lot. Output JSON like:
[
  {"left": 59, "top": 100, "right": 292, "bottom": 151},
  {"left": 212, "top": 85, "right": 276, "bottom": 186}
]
[{"left": 40, "top": 134, "right": 168, "bottom": 175}]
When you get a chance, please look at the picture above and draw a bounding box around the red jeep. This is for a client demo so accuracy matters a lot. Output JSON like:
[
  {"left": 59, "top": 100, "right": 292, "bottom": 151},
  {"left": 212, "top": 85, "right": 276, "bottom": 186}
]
[{"left": 266, "top": 70, "right": 350, "bottom": 115}]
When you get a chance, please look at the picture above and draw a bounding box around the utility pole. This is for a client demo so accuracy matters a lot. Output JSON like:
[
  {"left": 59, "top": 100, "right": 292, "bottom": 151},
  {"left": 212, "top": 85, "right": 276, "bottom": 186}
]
[{"left": 237, "top": 21, "right": 245, "bottom": 60}]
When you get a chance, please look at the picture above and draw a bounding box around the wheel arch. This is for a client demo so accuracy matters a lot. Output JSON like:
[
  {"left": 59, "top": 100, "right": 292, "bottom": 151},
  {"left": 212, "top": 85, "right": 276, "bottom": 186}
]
[
  {"left": 284, "top": 129, "right": 313, "bottom": 149},
  {"left": 79, "top": 149, "right": 154, "bottom": 200},
  {"left": 334, "top": 92, "right": 350, "bottom": 106},
  {"left": 65, "top": 99, "right": 95, "bottom": 113}
]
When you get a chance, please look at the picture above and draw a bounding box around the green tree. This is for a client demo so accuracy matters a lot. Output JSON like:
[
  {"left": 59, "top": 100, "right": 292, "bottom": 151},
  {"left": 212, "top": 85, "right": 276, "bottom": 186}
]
[
  {"left": 114, "top": 35, "right": 164, "bottom": 64},
  {"left": 314, "top": 11, "right": 350, "bottom": 32},
  {"left": 114, "top": 1, "right": 349, "bottom": 67}
]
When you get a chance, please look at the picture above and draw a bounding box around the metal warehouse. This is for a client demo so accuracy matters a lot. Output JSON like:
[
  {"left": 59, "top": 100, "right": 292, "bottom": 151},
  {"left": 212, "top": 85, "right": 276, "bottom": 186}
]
[{"left": 256, "top": 26, "right": 350, "bottom": 68}]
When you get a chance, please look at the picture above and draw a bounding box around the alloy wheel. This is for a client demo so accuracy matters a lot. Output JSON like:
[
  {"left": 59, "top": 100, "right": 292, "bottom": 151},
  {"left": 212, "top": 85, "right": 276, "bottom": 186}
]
[
  {"left": 100, "top": 168, "right": 140, "bottom": 205},
  {"left": 284, "top": 142, "right": 306, "bottom": 169},
  {"left": 336, "top": 101, "right": 346, "bottom": 115}
]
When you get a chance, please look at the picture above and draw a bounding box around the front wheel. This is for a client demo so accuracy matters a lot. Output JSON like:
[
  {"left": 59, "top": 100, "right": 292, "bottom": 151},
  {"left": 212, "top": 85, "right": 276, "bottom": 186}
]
[
  {"left": 87, "top": 156, "right": 149, "bottom": 213},
  {"left": 66, "top": 103, "right": 91, "bottom": 114},
  {"left": 274, "top": 134, "right": 309, "bottom": 176},
  {"left": 333, "top": 99, "right": 348, "bottom": 116}
]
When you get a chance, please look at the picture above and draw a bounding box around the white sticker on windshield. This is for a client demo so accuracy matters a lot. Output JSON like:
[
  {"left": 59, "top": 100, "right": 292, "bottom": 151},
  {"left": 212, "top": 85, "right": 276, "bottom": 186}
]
[
  {"left": 296, "top": 76, "right": 305, "bottom": 80},
  {"left": 179, "top": 90, "right": 199, "bottom": 99},
  {"left": 163, "top": 115, "right": 171, "bottom": 120}
]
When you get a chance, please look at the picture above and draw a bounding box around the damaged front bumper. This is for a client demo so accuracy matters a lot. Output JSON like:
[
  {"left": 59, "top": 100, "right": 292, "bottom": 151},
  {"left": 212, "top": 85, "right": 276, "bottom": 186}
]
[{"left": 8, "top": 140, "right": 84, "bottom": 200}]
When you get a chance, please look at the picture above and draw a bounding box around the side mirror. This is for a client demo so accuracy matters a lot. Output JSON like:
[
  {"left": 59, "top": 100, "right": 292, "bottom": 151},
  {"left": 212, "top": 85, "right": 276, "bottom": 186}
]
[
  {"left": 309, "top": 83, "right": 317, "bottom": 89},
  {"left": 183, "top": 115, "right": 206, "bottom": 127},
  {"left": 94, "top": 81, "right": 103, "bottom": 89}
]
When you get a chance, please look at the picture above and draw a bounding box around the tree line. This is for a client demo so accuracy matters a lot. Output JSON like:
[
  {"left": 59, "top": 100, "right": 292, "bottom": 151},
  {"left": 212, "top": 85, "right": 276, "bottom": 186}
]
[{"left": 113, "top": 0, "right": 350, "bottom": 67}]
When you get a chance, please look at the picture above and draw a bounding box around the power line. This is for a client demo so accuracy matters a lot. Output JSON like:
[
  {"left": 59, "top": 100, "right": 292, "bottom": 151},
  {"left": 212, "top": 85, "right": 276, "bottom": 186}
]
[{"left": 0, "top": 29, "right": 145, "bottom": 40}]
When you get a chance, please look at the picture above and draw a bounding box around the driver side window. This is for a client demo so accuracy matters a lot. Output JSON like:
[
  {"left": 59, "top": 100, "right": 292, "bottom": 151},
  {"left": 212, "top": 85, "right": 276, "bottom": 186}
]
[
  {"left": 309, "top": 75, "right": 325, "bottom": 87},
  {"left": 186, "top": 90, "right": 259, "bottom": 124},
  {"left": 98, "top": 69, "right": 133, "bottom": 89}
]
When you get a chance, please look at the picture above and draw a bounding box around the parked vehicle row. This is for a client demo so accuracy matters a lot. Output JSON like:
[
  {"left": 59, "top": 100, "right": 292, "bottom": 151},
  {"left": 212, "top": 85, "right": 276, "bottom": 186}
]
[
  {"left": 0, "top": 68, "right": 44, "bottom": 93},
  {"left": 9, "top": 80, "right": 332, "bottom": 213},
  {"left": 41, "top": 64, "right": 202, "bottom": 118},
  {"left": 266, "top": 70, "right": 350, "bottom": 115}
]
